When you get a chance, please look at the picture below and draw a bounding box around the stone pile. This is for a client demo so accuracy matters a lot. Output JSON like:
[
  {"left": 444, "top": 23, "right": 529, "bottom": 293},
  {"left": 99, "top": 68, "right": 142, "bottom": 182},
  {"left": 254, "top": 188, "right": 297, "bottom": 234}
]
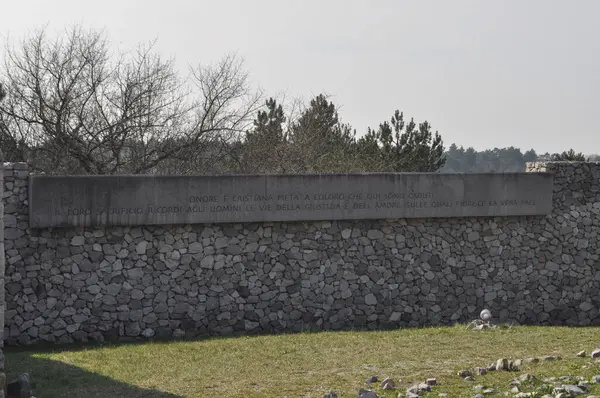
[
  {"left": 337, "top": 376, "right": 441, "bottom": 397},
  {"left": 321, "top": 348, "right": 600, "bottom": 397}
]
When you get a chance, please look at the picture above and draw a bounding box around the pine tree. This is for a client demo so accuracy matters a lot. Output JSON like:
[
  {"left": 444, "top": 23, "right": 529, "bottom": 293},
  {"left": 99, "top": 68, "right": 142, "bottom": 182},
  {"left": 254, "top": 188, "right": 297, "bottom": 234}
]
[
  {"left": 240, "top": 98, "right": 288, "bottom": 173},
  {"left": 550, "top": 149, "right": 586, "bottom": 161},
  {"left": 288, "top": 94, "right": 357, "bottom": 172},
  {"left": 247, "top": 98, "right": 286, "bottom": 144},
  {"left": 357, "top": 110, "right": 446, "bottom": 172}
]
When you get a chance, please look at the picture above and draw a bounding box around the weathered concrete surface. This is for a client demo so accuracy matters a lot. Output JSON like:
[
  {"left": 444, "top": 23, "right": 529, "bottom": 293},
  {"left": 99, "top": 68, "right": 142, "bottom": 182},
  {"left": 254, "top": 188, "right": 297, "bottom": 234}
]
[{"left": 29, "top": 173, "right": 554, "bottom": 228}]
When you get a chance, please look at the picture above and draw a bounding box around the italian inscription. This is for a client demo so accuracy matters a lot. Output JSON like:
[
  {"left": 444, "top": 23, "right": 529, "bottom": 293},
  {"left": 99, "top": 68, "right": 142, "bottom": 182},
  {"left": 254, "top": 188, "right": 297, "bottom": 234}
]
[
  {"left": 29, "top": 173, "right": 554, "bottom": 228},
  {"left": 58, "top": 193, "right": 538, "bottom": 217}
]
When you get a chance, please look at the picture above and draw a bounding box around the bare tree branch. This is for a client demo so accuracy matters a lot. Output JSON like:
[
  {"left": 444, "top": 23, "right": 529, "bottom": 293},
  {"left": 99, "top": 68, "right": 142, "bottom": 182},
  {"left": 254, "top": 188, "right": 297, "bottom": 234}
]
[{"left": 0, "top": 25, "right": 262, "bottom": 175}]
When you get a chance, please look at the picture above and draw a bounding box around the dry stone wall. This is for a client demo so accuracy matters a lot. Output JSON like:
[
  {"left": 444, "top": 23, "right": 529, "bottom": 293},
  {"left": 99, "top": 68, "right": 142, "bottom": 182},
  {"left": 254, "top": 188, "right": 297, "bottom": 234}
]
[
  {"left": 0, "top": 158, "right": 6, "bottom": 394},
  {"left": 3, "top": 162, "right": 600, "bottom": 345}
]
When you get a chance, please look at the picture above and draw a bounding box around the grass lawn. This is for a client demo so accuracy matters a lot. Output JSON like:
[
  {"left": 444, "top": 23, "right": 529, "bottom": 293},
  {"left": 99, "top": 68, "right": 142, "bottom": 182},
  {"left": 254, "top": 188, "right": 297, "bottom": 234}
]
[{"left": 5, "top": 325, "right": 600, "bottom": 397}]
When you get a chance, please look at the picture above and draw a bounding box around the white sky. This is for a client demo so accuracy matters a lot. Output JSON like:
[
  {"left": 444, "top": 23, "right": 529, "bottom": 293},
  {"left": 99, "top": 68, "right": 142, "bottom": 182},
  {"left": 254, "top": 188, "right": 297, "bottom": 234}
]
[{"left": 3, "top": 0, "right": 599, "bottom": 154}]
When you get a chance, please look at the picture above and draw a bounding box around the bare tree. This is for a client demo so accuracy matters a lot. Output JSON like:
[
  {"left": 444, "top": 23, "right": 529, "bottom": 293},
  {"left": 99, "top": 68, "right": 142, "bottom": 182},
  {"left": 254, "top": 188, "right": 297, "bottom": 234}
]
[{"left": 0, "top": 25, "right": 262, "bottom": 175}]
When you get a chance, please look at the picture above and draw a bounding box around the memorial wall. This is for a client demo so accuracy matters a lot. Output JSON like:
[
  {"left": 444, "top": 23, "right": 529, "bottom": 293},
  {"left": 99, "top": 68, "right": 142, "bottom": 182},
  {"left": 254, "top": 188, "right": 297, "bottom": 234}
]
[
  {"left": 4, "top": 162, "right": 600, "bottom": 345},
  {"left": 30, "top": 173, "right": 553, "bottom": 228}
]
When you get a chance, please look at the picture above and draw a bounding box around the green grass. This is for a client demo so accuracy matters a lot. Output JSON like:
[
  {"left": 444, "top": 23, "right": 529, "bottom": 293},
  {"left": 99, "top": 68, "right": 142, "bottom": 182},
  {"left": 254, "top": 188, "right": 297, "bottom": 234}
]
[{"left": 5, "top": 326, "right": 600, "bottom": 397}]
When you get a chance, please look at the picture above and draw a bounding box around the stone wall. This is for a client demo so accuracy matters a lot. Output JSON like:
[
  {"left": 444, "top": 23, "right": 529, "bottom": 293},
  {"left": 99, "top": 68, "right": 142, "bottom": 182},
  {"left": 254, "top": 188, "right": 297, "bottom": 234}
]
[
  {"left": 3, "top": 162, "right": 600, "bottom": 345},
  {"left": 0, "top": 158, "right": 6, "bottom": 394}
]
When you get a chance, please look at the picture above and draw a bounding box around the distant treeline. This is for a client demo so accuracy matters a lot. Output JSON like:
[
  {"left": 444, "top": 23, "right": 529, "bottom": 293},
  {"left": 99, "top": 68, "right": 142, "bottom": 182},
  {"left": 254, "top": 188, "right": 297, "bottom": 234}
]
[{"left": 441, "top": 145, "right": 596, "bottom": 173}]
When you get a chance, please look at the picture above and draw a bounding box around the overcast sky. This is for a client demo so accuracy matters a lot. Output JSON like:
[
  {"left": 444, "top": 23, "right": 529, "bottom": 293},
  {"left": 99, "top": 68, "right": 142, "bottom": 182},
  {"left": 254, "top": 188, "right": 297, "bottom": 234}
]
[{"left": 3, "top": 0, "right": 599, "bottom": 154}]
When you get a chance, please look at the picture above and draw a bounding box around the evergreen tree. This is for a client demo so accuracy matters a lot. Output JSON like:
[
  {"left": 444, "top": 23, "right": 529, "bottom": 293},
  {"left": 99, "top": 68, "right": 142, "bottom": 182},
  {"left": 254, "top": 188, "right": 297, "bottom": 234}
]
[
  {"left": 239, "top": 98, "right": 288, "bottom": 173},
  {"left": 550, "top": 149, "right": 586, "bottom": 161},
  {"left": 523, "top": 149, "right": 538, "bottom": 163},
  {"left": 288, "top": 94, "right": 357, "bottom": 172},
  {"left": 247, "top": 98, "right": 286, "bottom": 144},
  {"left": 358, "top": 110, "right": 446, "bottom": 172}
]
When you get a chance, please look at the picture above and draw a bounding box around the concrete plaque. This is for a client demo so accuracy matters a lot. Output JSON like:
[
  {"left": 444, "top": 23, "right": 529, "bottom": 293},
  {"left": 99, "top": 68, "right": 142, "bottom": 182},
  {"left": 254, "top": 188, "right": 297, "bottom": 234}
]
[{"left": 29, "top": 173, "right": 554, "bottom": 228}]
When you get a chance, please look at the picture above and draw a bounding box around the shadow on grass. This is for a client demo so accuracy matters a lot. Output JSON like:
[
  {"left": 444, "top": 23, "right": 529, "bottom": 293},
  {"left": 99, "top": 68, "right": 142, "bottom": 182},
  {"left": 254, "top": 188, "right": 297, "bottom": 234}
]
[
  {"left": 4, "top": 348, "right": 183, "bottom": 398},
  {"left": 1, "top": 322, "right": 581, "bottom": 357},
  {"left": 2, "top": 324, "right": 592, "bottom": 398}
]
